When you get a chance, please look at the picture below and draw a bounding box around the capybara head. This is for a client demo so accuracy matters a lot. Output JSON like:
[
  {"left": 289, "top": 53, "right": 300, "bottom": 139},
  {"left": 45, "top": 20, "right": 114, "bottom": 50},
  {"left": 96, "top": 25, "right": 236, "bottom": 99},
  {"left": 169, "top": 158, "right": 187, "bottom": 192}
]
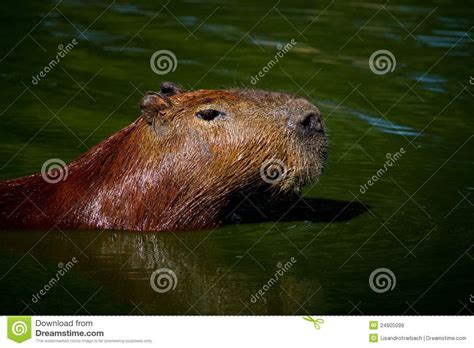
[
  {"left": 139, "top": 82, "right": 328, "bottom": 194},
  {"left": 0, "top": 82, "right": 328, "bottom": 232}
]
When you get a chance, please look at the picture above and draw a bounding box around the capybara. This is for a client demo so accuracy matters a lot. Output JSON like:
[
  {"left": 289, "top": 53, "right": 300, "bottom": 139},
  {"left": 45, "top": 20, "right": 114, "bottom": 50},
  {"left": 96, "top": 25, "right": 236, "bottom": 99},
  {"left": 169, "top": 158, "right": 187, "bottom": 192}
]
[{"left": 0, "top": 82, "right": 327, "bottom": 232}]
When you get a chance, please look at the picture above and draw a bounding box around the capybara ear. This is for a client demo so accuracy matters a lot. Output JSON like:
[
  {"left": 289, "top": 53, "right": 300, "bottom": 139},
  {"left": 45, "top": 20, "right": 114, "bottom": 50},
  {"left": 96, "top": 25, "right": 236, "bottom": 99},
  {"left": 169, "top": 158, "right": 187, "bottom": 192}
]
[
  {"left": 160, "top": 82, "right": 184, "bottom": 97},
  {"left": 140, "top": 91, "right": 172, "bottom": 124}
]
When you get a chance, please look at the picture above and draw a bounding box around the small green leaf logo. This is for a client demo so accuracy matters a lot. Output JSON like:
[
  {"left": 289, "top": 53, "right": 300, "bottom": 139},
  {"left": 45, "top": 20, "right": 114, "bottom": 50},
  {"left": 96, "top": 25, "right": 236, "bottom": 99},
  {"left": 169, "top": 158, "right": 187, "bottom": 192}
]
[
  {"left": 303, "top": 316, "right": 324, "bottom": 330},
  {"left": 7, "top": 316, "right": 32, "bottom": 343}
]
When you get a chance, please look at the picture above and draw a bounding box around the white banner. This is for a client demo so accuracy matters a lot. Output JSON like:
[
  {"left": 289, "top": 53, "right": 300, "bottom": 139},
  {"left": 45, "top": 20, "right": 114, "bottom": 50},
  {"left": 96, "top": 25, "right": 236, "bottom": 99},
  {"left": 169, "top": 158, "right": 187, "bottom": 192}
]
[{"left": 1, "top": 316, "right": 472, "bottom": 347}]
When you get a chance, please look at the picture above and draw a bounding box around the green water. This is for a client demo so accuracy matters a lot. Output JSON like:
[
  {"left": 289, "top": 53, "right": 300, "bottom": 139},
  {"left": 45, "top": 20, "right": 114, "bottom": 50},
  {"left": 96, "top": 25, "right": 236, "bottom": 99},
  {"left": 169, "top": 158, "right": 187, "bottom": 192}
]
[{"left": 0, "top": 0, "right": 473, "bottom": 315}]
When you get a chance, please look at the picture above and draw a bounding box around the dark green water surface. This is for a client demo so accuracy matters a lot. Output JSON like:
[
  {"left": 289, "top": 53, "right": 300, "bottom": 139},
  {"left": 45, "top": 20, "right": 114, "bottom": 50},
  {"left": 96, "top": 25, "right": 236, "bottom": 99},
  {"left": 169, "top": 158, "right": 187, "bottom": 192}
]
[{"left": 0, "top": 0, "right": 473, "bottom": 314}]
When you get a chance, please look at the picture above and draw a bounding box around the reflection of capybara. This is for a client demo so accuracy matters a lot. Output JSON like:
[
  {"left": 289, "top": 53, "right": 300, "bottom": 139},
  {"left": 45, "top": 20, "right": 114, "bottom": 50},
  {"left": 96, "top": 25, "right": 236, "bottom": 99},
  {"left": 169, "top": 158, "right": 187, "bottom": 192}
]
[{"left": 0, "top": 82, "right": 327, "bottom": 232}]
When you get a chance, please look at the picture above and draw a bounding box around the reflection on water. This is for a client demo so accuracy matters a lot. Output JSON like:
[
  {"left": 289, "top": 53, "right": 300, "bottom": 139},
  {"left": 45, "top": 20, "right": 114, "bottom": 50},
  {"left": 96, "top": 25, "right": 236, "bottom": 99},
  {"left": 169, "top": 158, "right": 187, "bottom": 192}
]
[
  {"left": 0, "top": 0, "right": 473, "bottom": 314},
  {"left": 0, "top": 228, "right": 325, "bottom": 315},
  {"left": 351, "top": 111, "right": 420, "bottom": 136}
]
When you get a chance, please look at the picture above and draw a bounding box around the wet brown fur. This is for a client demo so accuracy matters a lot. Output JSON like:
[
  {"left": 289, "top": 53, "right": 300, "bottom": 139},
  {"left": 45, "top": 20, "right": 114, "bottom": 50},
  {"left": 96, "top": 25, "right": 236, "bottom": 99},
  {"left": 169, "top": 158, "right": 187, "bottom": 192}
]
[{"left": 0, "top": 86, "right": 327, "bottom": 232}]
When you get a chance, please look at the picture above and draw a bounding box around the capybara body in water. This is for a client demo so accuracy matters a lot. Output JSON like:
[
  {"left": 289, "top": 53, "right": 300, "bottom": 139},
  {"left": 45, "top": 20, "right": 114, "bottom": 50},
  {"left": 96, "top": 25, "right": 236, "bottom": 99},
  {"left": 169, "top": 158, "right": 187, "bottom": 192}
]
[{"left": 0, "top": 82, "right": 327, "bottom": 232}]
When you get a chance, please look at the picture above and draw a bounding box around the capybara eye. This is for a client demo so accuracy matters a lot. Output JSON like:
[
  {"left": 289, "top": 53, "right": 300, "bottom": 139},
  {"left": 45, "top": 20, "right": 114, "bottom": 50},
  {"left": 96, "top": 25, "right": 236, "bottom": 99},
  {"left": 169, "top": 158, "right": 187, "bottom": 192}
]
[{"left": 196, "top": 109, "right": 226, "bottom": 121}]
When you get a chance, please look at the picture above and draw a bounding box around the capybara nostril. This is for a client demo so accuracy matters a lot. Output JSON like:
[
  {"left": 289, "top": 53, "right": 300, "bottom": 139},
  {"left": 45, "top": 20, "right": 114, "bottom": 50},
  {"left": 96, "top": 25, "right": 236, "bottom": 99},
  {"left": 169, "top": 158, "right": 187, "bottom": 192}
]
[{"left": 300, "top": 113, "right": 323, "bottom": 132}]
